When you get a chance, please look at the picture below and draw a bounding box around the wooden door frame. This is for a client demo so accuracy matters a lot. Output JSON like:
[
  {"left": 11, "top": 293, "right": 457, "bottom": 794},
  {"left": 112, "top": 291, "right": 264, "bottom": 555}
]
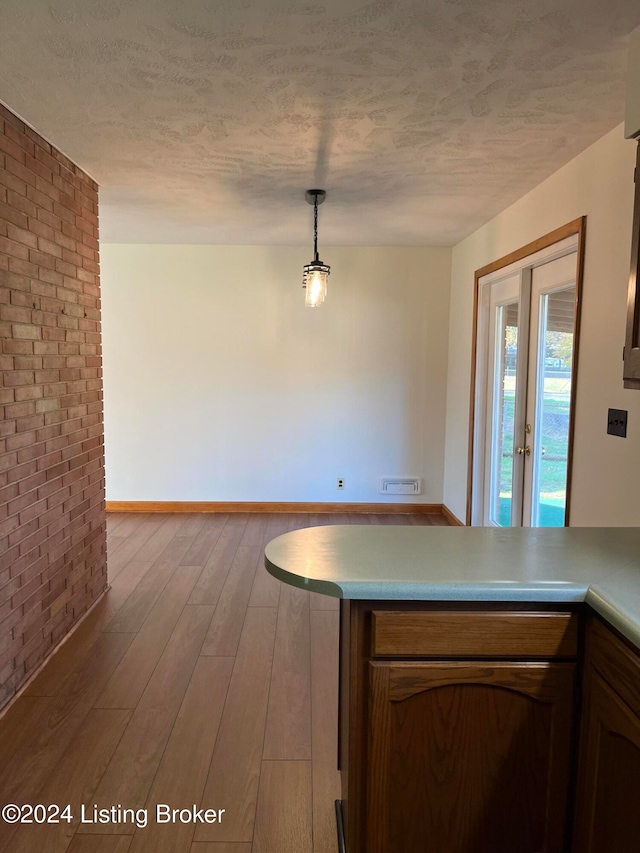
[{"left": 466, "top": 217, "right": 587, "bottom": 527}]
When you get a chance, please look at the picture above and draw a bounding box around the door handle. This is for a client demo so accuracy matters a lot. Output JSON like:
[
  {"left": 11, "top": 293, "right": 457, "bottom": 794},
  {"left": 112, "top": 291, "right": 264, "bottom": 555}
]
[{"left": 516, "top": 446, "right": 531, "bottom": 456}]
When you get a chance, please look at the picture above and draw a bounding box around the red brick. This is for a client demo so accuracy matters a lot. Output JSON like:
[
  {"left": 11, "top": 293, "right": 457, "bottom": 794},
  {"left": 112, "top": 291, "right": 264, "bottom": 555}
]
[
  {"left": 14, "top": 355, "right": 42, "bottom": 371},
  {"left": 0, "top": 423, "right": 14, "bottom": 444},
  {"left": 36, "top": 424, "right": 62, "bottom": 442},
  {"left": 61, "top": 220, "right": 83, "bottom": 242},
  {"left": 28, "top": 217, "right": 56, "bottom": 242},
  {"left": 33, "top": 341, "right": 59, "bottom": 355},
  {"left": 0, "top": 167, "right": 28, "bottom": 197},
  {"left": 0, "top": 110, "right": 104, "bottom": 713},
  {"left": 8, "top": 487, "right": 38, "bottom": 517},
  {"left": 58, "top": 314, "right": 79, "bottom": 331},
  {"left": 0, "top": 234, "right": 29, "bottom": 260},
  {"left": 39, "top": 237, "right": 64, "bottom": 259},
  {"left": 60, "top": 164, "right": 84, "bottom": 194},
  {"left": 42, "top": 327, "right": 65, "bottom": 342},
  {"left": 15, "top": 413, "right": 45, "bottom": 433},
  {"left": 26, "top": 184, "right": 55, "bottom": 212},
  {"left": 18, "top": 441, "right": 47, "bottom": 463},
  {"left": 3, "top": 122, "right": 36, "bottom": 158},
  {"left": 31, "top": 310, "right": 58, "bottom": 328},
  {"left": 18, "top": 524, "right": 50, "bottom": 557},
  {"left": 15, "top": 385, "right": 44, "bottom": 403},
  {"left": 25, "top": 153, "right": 54, "bottom": 184},
  {"left": 33, "top": 145, "right": 59, "bottom": 174},
  {"left": 51, "top": 149, "right": 76, "bottom": 173},
  {"left": 12, "top": 323, "right": 40, "bottom": 340},
  {"left": 0, "top": 133, "right": 27, "bottom": 165},
  {"left": 52, "top": 201, "right": 75, "bottom": 225},
  {"left": 3, "top": 340, "right": 34, "bottom": 355},
  {"left": 7, "top": 459, "right": 37, "bottom": 487},
  {"left": 55, "top": 258, "right": 77, "bottom": 277},
  {"left": 0, "top": 199, "right": 29, "bottom": 229},
  {"left": 7, "top": 189, "right": 38, "bottom": 219},
  {"left": 5, "top": 430, "right": 37, "bottom": 451},
  {"left": 7, "top": 223, "right": 38, "bottom": 250},
  {"left": 37, "top": 208, "right": 62, "bottom": 230},
  {"left": 30, "top": 248, "right": 57, "bottom": 271},
  {"left": 0, "top": 106, "right": 25, "bottom": 131},
  {"left": 40, "top": 269, "right": 64, "bottom": 286},
  {"left": 9, "top": 257, "right": 39, "bottom": 277},
  {"left": 46, "top": 408, "right": 71, "bottom": 425},
  {"left": 42, "top": 356, "right": 64, "bottom": 370},
  {"left": 0, "top": 513, "right": 20, "bottom": 538},
  {"left": 56, "top": 285, "right": 79, "bottom": 303},
  {"left": 3, "top": 369, "right": 34, "bottom": 386},
  {"left": 1, "top": 304, "right": 31, "bottom": 323},
  {"left": 11, "top": 289, "right": 39, "bottom": 309},
  {"left": 31, "top": 279, "right": 58, "bottom": 298},
  {"left": 43, "top": 482, "right": 70, "bottom": 505},
  {"left": 4, "top": 155, "right": 37, "bottom": 189}
]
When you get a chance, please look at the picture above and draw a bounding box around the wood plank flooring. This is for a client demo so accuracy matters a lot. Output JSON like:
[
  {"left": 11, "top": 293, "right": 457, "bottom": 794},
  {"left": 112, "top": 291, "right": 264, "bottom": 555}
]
[{"left": 0, "top": 511, "right": 448, "bottom": 853}]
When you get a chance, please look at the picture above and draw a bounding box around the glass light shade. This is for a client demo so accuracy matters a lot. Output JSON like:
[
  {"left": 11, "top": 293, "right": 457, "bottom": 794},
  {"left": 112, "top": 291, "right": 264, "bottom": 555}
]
[{"left": 303, "top": 263, "right": 330, "bottom": 308}]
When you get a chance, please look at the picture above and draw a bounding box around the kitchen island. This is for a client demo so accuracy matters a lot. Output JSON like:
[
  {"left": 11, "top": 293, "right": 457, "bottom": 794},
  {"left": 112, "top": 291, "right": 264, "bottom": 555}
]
[{"left": 265, "top": 525, "right": 640, "bottom": 853}]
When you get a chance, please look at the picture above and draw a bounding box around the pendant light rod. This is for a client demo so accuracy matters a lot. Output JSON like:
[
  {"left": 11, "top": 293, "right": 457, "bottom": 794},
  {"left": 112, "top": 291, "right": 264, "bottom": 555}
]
[
  {"left": 313, "top": 195, "right": 319, "bottom": 262},
  {"left": 305, "top": 189, "right": 326, "bottom": 262},
  {"left": 302, "top": 189, "right": 329, "bottom": 308}
]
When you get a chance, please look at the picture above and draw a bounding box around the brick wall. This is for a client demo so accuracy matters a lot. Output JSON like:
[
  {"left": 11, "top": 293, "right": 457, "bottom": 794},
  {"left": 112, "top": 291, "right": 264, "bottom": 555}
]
[{"left": 0, "top": 103, "right": 106, "bottom": 711}]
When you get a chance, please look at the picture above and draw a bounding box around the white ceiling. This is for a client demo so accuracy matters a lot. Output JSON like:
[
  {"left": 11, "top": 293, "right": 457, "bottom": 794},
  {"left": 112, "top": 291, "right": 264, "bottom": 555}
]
[{"left": 1, "top": 0, "right": 639, "bottom": 246}]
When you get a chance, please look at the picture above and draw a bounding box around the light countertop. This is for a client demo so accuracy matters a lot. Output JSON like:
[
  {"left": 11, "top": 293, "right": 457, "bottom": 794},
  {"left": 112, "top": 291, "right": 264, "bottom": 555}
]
[{"left": 264, "top": 525, "right": 640, "bottom": 649}]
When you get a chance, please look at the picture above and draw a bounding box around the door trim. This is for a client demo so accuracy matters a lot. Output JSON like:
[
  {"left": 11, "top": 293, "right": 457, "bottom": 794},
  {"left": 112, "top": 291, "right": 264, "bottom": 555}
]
[{"left": 466, "top": 217, "right": 587, "bottom": 526}]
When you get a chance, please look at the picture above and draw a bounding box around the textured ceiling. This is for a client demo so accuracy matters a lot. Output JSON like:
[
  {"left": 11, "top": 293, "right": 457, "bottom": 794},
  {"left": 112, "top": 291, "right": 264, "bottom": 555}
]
[{"left": 0, "top": 0, "right": 639, "bottom": 246}]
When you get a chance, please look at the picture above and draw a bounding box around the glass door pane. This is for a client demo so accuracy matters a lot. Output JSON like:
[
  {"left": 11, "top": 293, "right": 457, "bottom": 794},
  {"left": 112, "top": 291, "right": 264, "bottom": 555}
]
[
  {"left": 530, "top": 286, "right": 575, "bottom": 526},
  {"left": 488, "top": 300, "right": 520, "bottom": 526}
]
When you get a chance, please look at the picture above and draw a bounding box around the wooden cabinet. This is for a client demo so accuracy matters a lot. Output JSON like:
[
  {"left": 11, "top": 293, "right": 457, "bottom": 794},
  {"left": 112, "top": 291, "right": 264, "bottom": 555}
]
[
  {"left": 339, "top": 604, "right": 640, "bottom": 853},
  {"left": 367, "top": 661, "right": 575, "bottom": 853},
  {"left": 573, "top": 618, "right": 640, "bottom": 851},
  {"left": 339, "top": 603, "right": 579, "bottom": 853}
]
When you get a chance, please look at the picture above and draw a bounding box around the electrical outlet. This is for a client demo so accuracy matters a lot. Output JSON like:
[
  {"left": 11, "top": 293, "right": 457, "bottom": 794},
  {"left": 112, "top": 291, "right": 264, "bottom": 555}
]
[
  {"left": 607, "top": 408, "right": 628, "bottom": 438},
  {"left": 337, "top": 478, "right": 345, "bottom": 490}
]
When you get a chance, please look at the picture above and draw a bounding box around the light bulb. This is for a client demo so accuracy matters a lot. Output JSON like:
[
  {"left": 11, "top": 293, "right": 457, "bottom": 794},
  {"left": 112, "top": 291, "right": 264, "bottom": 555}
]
[{"left": 305, "top": 269, "right": 327, "bottom": 308}]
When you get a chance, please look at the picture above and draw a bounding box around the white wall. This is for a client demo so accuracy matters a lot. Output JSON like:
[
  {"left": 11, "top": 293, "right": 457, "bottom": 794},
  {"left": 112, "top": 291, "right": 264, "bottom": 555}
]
[
  {"left": 443, "top": 124, "right": 640, "bottom": 525},
  {"left": 102, "top": 245, "right": 451, "bottom": 504}
]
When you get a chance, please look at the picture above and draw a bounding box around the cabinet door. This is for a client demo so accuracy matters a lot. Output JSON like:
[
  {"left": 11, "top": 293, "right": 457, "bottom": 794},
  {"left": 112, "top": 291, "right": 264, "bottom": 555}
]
[
  {"left": 573, "top": 668, "right": 640, "bottom": 852},
  {"left": 367, "top": 661, "right": 575, "bottom": 853}
]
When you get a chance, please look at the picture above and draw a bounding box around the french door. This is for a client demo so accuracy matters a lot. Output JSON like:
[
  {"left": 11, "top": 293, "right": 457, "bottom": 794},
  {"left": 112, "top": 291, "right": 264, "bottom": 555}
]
[{"left": 474, "top": 236, "right": 581, "bottom": 527}]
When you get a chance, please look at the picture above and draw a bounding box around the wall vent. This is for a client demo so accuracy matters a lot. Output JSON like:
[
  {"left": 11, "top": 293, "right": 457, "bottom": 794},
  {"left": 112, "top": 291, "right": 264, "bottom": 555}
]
[{"left": 379, "top": 478, "right": 422, "bottom": 495}]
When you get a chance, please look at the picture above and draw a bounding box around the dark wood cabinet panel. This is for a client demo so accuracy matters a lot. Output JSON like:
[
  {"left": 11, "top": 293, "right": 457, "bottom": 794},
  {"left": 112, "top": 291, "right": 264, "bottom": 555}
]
[
  {"left": 367, "top": 661, "right": 575, "bottom": 853},
  {"left": 370, "top": 610, "right": 578, "bottom": 658},
  {"left": 339, "top": 604, "right": 640, "bottom": 853},
  {"left": 573, "top": 620, "right": 640, "bottom": 852},
  {"left": 587, "top": 616, "right": 640, "bottom": 718},
  {"left": 573, "top": 670, "right": 640, "bottom": 852}
]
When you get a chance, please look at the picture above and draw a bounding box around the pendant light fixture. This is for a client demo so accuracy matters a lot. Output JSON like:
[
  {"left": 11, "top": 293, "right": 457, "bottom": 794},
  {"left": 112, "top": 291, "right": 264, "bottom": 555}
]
[{"left": 302, "top": 189, "right": 330, "bottom": 308}]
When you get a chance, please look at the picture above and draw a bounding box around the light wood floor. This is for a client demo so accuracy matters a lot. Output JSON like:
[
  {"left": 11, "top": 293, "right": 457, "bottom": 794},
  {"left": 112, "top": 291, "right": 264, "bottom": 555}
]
[{"left": 0, "top": 511, "right": 448, "bottom": 853}]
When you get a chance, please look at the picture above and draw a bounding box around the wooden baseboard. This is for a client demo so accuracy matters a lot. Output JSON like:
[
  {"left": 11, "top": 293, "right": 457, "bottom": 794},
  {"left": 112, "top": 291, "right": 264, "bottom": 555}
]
[
  {"left": 105, "top": 500, "right": 445, "bottom": 515},
  {"left": 441, "top": 504, "right": 465, "bottom": 526}
]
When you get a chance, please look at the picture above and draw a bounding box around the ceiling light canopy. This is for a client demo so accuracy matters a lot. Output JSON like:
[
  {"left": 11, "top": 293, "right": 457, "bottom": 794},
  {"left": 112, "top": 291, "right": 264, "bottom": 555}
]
[{"left": 302, "top": 189, "right": 330, "bottom": 308}]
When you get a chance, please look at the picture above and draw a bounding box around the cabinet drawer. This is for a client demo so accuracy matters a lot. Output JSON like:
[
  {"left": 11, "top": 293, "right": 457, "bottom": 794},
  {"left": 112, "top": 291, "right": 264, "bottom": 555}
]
[{"left": 370, "top": 611, "right": 578, "bottom": 658}]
